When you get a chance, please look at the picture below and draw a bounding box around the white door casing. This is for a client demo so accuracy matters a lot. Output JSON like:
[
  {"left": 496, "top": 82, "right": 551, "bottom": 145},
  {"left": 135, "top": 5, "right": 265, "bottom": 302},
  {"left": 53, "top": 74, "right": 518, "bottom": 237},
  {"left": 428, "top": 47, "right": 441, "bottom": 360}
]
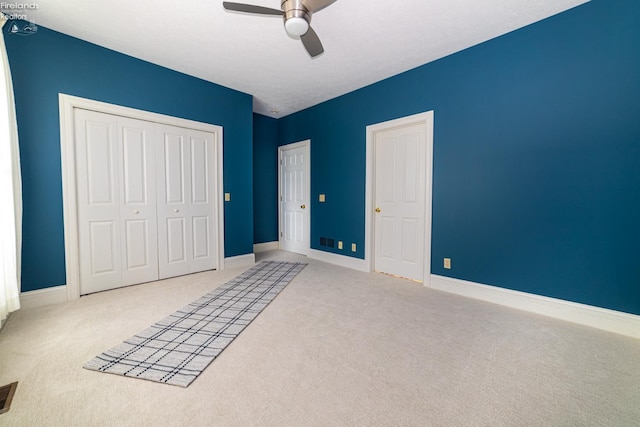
[
  {"left": 278, "top": 140, "right": 310, "bottom": 255},
  {"left": 60, "top": 94, "right": 225, "bottom": 300},
  {"left": 365, "top": 111, "right": 434, "bottom": 285}
]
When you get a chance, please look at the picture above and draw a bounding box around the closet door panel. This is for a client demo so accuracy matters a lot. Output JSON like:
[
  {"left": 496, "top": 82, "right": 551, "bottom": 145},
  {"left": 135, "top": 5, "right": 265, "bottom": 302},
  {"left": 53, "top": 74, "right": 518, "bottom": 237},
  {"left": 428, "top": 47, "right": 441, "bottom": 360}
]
[
  {"left": 118, "top": 117, "right": 158, "bottom": 286},
  {"left": 157, "top": 126, "right": 191, "bottom": 279},
  {"left": 157, "top": 125, "right": 217, "bottom": 279},
  {"left": 75, "top": 110, "right": 123, "bottom": 294},
  {"left": 76, "top": 110, "right": 159, "bottom": 294},
  {"left": 188, "top": 131, "right": 217, "bottom": 273}
]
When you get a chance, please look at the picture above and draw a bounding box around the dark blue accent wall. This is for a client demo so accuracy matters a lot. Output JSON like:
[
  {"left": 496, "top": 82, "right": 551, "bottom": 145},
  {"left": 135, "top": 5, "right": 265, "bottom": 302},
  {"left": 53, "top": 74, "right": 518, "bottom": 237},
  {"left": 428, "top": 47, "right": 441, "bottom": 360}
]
[
  {"left": 253, "top": 113, "right": 279, "bottom": 244},
  {"left": 5, "top": 26, "right": 254, "bottom": 292},
  {"left": 276, "top": 0, "right": 640, "bottom": 315}
]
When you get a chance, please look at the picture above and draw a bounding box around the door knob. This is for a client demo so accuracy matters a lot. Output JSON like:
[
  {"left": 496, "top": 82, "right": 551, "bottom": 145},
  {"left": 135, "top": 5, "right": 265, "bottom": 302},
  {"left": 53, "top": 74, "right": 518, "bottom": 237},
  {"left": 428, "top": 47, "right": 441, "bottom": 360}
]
[
  {"left": 174, "top": 209, "right": 179, "bottom": 213},
  {"left": 375, "top": 207, "right": 381, "bottom": 213},
  {"left": 300, "top": 204, "right": 306, "bottom": 209},
  {"left": 133, "top": 209, "right": 140, "bottom": 214}
]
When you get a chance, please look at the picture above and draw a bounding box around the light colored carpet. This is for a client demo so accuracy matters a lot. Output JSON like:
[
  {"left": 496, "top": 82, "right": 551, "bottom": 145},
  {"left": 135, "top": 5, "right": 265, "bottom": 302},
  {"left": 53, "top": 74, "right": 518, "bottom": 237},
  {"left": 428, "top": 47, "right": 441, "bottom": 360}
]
[{"left": 1, "top": 250, "right": 639, "bottom": 426}]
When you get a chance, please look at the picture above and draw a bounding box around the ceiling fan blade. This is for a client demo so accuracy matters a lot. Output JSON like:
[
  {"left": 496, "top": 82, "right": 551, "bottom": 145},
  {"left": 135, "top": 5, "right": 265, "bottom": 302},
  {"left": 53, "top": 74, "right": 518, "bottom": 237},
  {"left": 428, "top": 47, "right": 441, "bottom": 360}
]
[
  {"left": 301, "top": 26, "right": 324, "bottom": 58},
  {"left": 222, "top": 2, "right": 283, "bottom": 15},
  {"left": 301, "top": 0, "right": 337, "bottom": 13}
]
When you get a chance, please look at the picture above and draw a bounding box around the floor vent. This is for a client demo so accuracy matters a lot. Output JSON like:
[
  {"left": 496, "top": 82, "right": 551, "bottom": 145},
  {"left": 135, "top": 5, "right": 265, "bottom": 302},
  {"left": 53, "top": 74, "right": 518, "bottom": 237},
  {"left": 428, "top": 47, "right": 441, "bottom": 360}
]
[{"left": 0, "top": 382, "right": 18, "bottom": 415}]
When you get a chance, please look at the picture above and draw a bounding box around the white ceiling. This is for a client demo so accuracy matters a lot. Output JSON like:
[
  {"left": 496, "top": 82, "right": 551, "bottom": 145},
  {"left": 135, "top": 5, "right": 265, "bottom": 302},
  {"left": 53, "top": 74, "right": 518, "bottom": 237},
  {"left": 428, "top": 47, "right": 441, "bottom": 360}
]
[{"left": 16, "top": 0, "right": 589, "bottom": 118}]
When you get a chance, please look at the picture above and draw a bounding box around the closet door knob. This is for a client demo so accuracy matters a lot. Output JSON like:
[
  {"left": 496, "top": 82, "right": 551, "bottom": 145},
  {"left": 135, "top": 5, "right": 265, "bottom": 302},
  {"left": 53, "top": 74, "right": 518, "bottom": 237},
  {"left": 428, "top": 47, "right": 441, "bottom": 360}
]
[
  {"left": 174, "top": 209, "right": 179, "bottom": 213},
  {"left": 133, "top": 209, "right": 140, "bottom": 214}
]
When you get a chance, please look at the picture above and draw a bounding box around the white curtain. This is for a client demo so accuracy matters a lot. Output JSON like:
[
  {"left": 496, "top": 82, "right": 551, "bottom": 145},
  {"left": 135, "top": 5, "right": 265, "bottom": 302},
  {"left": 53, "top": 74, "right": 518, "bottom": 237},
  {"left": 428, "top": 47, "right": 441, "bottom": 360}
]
[{"left": 0, "top": 14, "right": 22, "bottom": 329}]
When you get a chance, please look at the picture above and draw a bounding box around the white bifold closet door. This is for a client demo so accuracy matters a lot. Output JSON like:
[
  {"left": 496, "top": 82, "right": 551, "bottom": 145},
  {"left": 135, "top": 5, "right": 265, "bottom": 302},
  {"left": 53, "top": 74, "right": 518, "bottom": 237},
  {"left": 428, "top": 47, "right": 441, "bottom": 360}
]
[
  {"left": 155, "top": 124, "right": 217, "bottom": 279},
  {"left": 75, "top": 109, "right": 217, "bottom": 295}
]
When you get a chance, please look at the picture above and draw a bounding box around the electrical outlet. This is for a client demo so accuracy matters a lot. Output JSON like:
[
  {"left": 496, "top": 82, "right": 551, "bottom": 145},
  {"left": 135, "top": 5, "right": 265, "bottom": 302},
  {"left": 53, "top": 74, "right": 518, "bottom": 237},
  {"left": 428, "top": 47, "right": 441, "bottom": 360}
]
[
  {"left": 351, "top": 243, "right": 357, "bottom": 252},
  {"left": 444, "top": 258, "right": 451, "bottom": 269},
  {"left": 338, "top": 241, "right": 343, "bottom": 250}
]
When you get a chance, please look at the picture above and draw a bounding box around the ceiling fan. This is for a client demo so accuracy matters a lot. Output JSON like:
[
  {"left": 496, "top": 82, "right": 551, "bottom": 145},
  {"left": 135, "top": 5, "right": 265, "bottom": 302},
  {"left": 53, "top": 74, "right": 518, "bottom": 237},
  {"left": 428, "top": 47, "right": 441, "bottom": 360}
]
[{"left": 222, "top": 0, "right": 337, "bottom": 58}]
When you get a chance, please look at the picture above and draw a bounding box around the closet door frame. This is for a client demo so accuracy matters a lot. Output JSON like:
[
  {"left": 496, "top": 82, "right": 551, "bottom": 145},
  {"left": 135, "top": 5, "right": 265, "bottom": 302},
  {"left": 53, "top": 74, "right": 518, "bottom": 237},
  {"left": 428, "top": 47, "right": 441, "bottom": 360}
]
[{"left": 59, "top": 94, "right": 225, "bottom": 301}]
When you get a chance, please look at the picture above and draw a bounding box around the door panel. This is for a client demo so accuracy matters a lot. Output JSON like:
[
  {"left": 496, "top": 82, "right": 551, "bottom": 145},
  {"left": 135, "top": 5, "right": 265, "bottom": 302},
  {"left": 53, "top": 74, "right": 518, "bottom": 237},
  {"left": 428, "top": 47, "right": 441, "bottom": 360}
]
[
  {"left": 166, "top": 217, "right": 187, "bottom": 263},
  {"left": 163, "top": 133, "right": 186, "bottom": 204},
  {"left": 157, "top": 128, "right": 189, "bottom": 277},
  {"left": 191, "top": 137, "right": 208, "bottom": 203},
  {"left": 89, "top": 221, "right": 118, "bottom": 275},
  {"left": 379, "top": 216, "right": 395, "bottom": 259},
  {"left": 187, "top": 131, "right": 217, "bottom": 273},
  {"left": 122, "top": 127, "right": 148, "bottom": 205},
  {"left": 76, "top": 110, "right": 122, "bottom": 293},
  {"left": 157, "top": 125, "right": 217, "bottom": 279},
  {"left": 192, "top": 216, "right": 210, "bottom": 260},
  {"left": 401, "top": 218, "right": 418, "bottom": 262},
  {"left": 280, "top": 143, "right": 309, "bottom": 255},
  {"left": 374, "top": 123, "right": 426, "bottom": 281},
  {"left": 157, "top": 130, "right": 191, "bottom": 279},
  {"left": 124, "top": 219, "right": 149, "bottom": 269},
  {"left": 76, "top": 110, "right": 159, "bottom": 294},
  {"left": 85, "top": 122, "right": 114, "bottom": 205},
  {"left": 118, "top": 117, "right": 158, "bottom": 286}
]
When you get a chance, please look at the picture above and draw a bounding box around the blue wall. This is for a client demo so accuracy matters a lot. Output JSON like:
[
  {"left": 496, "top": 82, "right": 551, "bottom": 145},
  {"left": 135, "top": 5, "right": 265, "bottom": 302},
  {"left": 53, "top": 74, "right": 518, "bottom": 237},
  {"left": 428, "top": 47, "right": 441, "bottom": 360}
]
[
  {"left": 5, "top": 26, "right": 254, "bottom": 292},
  {"left": 276, "top": 0, "right": 640, "bottom": 315},
  {"left": 253, "top": 113, "right": 279, "bottom": 244}
]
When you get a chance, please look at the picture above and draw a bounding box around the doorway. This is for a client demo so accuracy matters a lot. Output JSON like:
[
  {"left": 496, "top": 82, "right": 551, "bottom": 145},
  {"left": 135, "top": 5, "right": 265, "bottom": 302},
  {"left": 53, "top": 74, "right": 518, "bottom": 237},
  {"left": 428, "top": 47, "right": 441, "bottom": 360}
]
[
  {"left": 365, "top": 112, "right": 434, "bottom": 284},
  {"left": 278, "top": 140, "right": 310, "bottom": 255}
]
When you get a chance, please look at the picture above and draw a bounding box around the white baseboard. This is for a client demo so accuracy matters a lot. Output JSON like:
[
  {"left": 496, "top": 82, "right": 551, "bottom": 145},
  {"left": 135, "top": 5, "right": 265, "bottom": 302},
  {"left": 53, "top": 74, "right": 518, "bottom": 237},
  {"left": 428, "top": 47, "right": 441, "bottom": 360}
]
[
  {"left": 18, "top": 255, "right": 256, "bottom": 310},
  {"left": 429, "top": 275, "right": 640, "bottom": 339},
  {"left": 308, "top": 249, "right": 370, "bottom": 273},
  {"left": 224, "top": 253, "right": 256, "bottom": 268},
  {"left": 20, "top": 285, "right": 68, "bottom": 310},
  {"left": 254, "top": 242, "right": 279, "bottom": 253}
]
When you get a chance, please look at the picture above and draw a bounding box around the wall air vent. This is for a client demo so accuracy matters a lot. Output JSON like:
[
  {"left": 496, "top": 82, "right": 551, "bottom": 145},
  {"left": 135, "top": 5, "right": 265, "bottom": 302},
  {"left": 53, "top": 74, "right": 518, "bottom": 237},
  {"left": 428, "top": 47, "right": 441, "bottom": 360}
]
[{"left": 0, "top": 382, "right": 18, "bottom": 414}]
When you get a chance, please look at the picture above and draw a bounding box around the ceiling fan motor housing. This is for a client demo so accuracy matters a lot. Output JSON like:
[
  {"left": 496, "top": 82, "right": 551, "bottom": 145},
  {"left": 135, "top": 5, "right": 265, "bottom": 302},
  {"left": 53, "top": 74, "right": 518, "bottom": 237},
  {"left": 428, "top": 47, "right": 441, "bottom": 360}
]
[{"left": 282, "top": 0, "right": 311, "bottom": 36}]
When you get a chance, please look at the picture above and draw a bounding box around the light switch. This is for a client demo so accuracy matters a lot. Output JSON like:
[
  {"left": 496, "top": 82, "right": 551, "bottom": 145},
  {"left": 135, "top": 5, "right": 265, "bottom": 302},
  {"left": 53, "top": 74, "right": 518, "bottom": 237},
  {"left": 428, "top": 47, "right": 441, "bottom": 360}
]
[
  {"left": 319, "top": 194, "right": 326, "bottom": 202},
  {"left": 225, "top": 193, "right": 231, "bottom": 202}
]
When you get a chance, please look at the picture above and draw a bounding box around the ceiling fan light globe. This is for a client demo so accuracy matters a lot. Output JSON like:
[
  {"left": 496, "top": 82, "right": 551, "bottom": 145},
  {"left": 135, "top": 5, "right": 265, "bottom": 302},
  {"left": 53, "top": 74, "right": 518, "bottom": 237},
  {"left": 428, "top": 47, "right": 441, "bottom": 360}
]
[{"left": 285, "top": 17, "right": 309, "bottom": 36}]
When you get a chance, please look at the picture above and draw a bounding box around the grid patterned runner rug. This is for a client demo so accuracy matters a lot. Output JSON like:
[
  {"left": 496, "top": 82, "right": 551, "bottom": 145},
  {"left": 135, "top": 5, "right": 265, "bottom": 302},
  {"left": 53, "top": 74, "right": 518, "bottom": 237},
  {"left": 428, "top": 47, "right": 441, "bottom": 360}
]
[{"left": 84, "top": 261, "right": 306, "bottom": 387}]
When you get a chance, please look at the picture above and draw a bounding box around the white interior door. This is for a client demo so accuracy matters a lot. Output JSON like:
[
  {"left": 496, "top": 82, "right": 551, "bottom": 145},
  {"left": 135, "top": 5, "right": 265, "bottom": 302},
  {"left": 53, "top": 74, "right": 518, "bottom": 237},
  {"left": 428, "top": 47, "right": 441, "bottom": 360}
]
[
  {"left": 374, "top": 123, "right": 427, "bottom": 281},
  {"left": 75, "top": 110, "right": 158, "bottom": 294},
  {"left": 156, "top": 124, "right": 218, "bottom": 279},
  {"left": 279, "top": 141, "right": 310, "bottom": 255}
]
